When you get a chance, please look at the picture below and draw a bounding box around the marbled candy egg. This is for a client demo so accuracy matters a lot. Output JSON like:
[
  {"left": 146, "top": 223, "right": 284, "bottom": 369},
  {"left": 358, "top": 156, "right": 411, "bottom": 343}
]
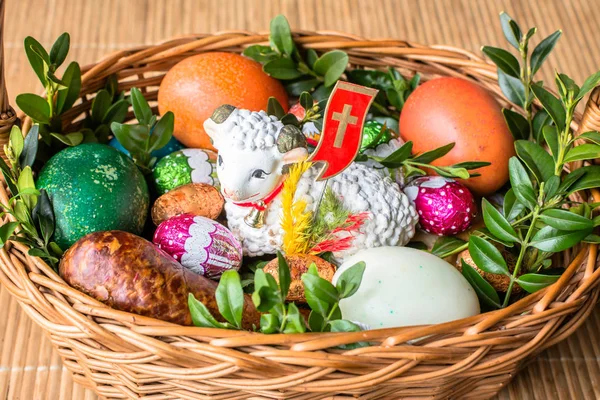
[
  {"left": 404, "top": 176, "right": 476, "bottom": 235},
  {"left": 153, "top": 214, "right": 242, "bottom": 279},
  {"left": 37, "top": 143, "right": 149, "bottom": 249},
  {"left": 109, "top": 135, "right": 185, "bottom": 161},
  {"left": 332, "top": 247, "right": 480, "bottom": 329},
  {"left": 152, "top": 149, "right": 219, "bottom": 195}
]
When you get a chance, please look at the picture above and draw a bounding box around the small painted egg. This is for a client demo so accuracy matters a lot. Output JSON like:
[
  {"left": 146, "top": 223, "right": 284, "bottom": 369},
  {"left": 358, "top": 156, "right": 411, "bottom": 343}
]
[
  {"left": 153, "top": 213, "right": 242, "bottom": 279},
  {"left": 332, "top": 247, "right": 480, "bottom": 329},
  {"left": 151, "top": 183, "right": 224, "bottom": 225},
  {"left": 109, "top": 135, "right": 185, "bottom": 161},
  {"left": 152, "top": 149, "right": 219, "bottom": 195},
  {"left": 404, "top": 176, "right": 476, "bottom": 235}
]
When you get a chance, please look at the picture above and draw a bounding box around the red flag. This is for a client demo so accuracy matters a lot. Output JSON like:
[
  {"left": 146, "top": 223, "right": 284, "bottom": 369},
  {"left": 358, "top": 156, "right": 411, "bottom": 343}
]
[{"left": 309, "top": 81, "right": 378, "bottom": 180}]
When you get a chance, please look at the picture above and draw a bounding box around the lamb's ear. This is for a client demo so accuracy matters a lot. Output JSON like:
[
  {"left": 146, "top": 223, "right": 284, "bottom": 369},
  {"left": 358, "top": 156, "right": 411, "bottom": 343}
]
[
  {"left": 282, "top": 147, "right": 309, "bottom": 165},
  {"left": 203, "top": 104, "right": 236, "bottom": 147}
]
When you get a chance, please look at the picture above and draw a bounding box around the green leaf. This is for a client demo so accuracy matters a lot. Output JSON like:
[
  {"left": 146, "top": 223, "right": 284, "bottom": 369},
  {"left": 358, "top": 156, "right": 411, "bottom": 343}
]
[
  {"left": 482, "top": 198, "right": 519, "bottom": 243},
  {"left": 260, "top": 313, "right": 279, "bottom": 334},
  {"left": 252, "top": 269, "right": 281, "bottom": 312},
  {"left": 149, "top": 112, "right": 175, "bottom": 152},
  {"left": 539, "top": 209, "right": 594, "bottom": 231},
  {"left": 32, "top": 189, "right": 55, "bottom": 245},
  {"left": 544, "top": 175, "right": 560, "bottom": 200},
  {"left": 263, "top": 58, "right": 303, "bottom": 80},
  {"left": 312, "top": 84, "right": 333, "bottom": 101},
  {"left": 564, "top": 144, "right": 600, "bottom": 163},
  {"left": 313, "top": 50, "right": 349, "bottom": 87},
  {"left": 482, "top": 46, "right": 520, "bottom": 78},
  {"left": 530, "top": 30, "right": 561, "bottom": 75},
  {"left": 242, "top": 45, "right": 278, "bottom": 63},
  {"left": 543, "top": 125, "right": 559, "bottom": 161},
  {"left": 102, "top": 99, "right": 129, "bottom": 125},
  {"left": 51, "top": 132, "right": 84, "bottom": 147},
  {"left": 498, "top": 70, "right": 526, "bottom": 107},
  {"left": 499, "top": 12, "right": 522, "bottom": 49},
  {"left": 9, "top": 126, "right": 24, "bottom": 161},
  {"left": 503, "top": 188, "right": 525, "bottom": 221},
  {"left": 91, "top": 90, "right": 112, "bottom": 124},
  {"left": 432, "top": 166, "right": 470, "bottom": 180},
  {"left": 49, "top": 32, "right": 70, "bottom": 67},
  {"left": 584, "top": 234, "right": 600, "bottom": 243},
  {"left": 476, "top": 228, "right": 515, "bottom": 248},
  {"left": 269, "top": 15, "right": 295, "bottom": 56},
  {"left": 283, "top": 303, "right": 306, "bottom": 334},
  {"left": 508, "top": 157, "right": 537, "bottom": 209},
  {"left": 277, "top": 252, "right": 291, "bottom": 300},
  {"left": 24, "top": 36, "right": 49, "bottom": 85},
  {"left": 306, "top": 49, "right": 319, "bottom": 69},
  {"left": 556, "top": 73, "right": 580, "bottom": 101},
  {"left": 308, "top": 310, "right": 325, "bottom": 332},
  {"left": 452, "top": 161, "right": 492, "bottom": 170},
  {"left": 468, "top": 236, "right": 510, "bottom": 276},
  {"left": 531, "top": 226, "right": 592, "bottom": 252},
  {"left": 578, "top": 131, "right": 600, "bottom": 145},
  {"left": 16, "top": 94, "right": 51, "bottom": 124},
  {"left": 431, "top": 236, "right": 467, "bottom": 258},
  {"left": 514, "top": 140, "right": 555, "bottom": 183},
  {"left": 328, "top": 320, "right": 368, "bottom": 349},
  {"left": 336, "top": 261, "right": 366, "bottom": 299},
  {"left": 0, "top": 222, "right": 19, "bottom": 248},
  {"left": 285, "top": 78, "right": 320, "bottom": 96},
  {"left": 561, "top": 166, "right": 600, "bottom": 194},
  {"left": 299, "top": 92, "right": 314, "bottom": 112},
  {"left": 461, "top": 261, "right": 501, "bottom": 308},
  {"left": 302, "top": 271, "right": 338, "bottom": 315},
  {"left": 577, "top": 70, "right": 600, "bottom": 102},
  {"left": 531, "top": 83, "right": 566, "bottom": 131},
  {"left": 215, "top": 270, "right": 244, "bottom": 329},
  {"left": 56, "top": 62, "right": 81, "bottom": 114},
  {"left": 17, "top": 166, "right": 37, "bottom": 210},
  {"left": 188, "top": 294, "right": 229, "bottom": 329},
  {"left": 516, "top": 273, "right": 560, "bottom": 294},
  {"left": 266, "top": 96, "right": 286, "bottom": 119},
  {"left": 532, "top": 109, "right": 553, "bottom": 144},
  {"left": 20, "top": 125, "right": 39, "bottom": 169},
  {"left": 503, "top": 108, "right": 530, "bottom": 140},
  {"left": 379, "top": 141, "right": 413, "bottom": 168},
  {"left": 130, "top": 88, "right": 153, "bottom": 125},
  {"left": 412, "top": 142, "right": 455, "bottom": 164}
]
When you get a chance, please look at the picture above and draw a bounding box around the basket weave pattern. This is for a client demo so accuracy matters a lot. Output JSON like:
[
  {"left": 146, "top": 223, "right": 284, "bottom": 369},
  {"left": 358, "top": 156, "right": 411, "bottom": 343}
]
[{"left": 1, "top": 23, "right": 600, "bottom": 399}]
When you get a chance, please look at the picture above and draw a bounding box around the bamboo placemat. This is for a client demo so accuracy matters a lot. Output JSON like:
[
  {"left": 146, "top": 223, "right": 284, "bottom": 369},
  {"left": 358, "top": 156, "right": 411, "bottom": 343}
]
[{"left": 1, "top": 0, "right": 600, "bottom": 399}]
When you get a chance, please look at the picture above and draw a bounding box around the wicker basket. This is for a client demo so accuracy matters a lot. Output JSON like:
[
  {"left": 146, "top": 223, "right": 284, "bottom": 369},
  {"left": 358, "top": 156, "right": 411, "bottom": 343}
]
[{"left": 1, "top": 2, "right": 600, "bottom": 398}]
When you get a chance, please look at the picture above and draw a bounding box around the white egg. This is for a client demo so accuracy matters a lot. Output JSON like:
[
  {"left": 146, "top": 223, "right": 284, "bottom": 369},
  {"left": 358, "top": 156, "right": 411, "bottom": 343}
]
[{"left": 332, "top": 246, "right": 480, "bottom": 329}]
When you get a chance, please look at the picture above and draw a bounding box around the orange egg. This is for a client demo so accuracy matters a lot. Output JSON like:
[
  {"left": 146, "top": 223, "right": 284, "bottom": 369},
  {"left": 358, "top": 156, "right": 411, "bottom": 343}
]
[
  {"left": 399, "top": 77, "right": 515, "bottom": 196},
  {"left": 158, "top": 52, "right": 289, "bottom": 150}
]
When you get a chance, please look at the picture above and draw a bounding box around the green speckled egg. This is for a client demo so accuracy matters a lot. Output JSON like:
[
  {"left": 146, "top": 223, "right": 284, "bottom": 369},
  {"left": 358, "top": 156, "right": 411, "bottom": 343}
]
[
  {"left": 152, "top": 149, "right": 219, "bottom": 195},
  {"left": 37, "top": 143, "right": 149, "bottom": 249}
]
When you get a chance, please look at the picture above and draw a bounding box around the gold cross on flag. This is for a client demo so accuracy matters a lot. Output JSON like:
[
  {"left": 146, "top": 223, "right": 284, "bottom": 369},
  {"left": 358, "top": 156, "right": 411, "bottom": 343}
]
[{"left": 332, "top": 104, "right": 359, "bottom": 148}]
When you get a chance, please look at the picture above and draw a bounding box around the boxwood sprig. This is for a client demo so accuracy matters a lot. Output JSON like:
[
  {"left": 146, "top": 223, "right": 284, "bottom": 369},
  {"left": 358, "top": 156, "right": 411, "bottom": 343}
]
[
  {"left": 189, "top": 252, "right": 367, "bottom": 340},
  {"left": 0, "top": 126, "right": 62, "bottom": 268},
  {"left": 437, "top": 14, "right": 600, "bottom": 309},
  {"left": 244, "top": 15, "right": 348, "bottom": 100}
]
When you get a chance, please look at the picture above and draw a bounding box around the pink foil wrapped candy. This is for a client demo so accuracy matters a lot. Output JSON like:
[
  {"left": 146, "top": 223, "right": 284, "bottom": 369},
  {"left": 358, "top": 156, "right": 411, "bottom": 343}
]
[
  {"left": 404, "top": 176, "right": 476, "bottom": 236},
  {"left": 153, "top": 213, "right": 242, "bottom": 279}
]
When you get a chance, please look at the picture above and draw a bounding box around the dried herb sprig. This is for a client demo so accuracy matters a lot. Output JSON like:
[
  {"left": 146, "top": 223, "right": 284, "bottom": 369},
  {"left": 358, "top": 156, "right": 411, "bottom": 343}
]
[{"left": 0, "top": 126, "right": 62, "bottom": 268}]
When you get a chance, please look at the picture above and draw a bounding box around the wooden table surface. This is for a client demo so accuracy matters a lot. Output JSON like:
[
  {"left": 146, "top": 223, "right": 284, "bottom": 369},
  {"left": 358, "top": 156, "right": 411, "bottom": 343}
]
[{"left": 1, "top": 0, "right": 600, "bottom": 399}]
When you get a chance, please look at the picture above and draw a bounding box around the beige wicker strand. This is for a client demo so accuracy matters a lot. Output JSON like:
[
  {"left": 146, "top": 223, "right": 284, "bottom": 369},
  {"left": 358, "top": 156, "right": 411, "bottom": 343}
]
[
  {"left": 0, "top": 0, "right": 16, "bottom": 159},
  {"left": 0, "top": 24, "right": 597, "bottom": 399}
]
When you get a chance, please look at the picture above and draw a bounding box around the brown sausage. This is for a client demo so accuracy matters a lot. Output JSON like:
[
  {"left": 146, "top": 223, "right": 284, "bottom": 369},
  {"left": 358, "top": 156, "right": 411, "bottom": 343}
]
[
  {"left": 59, "top": 230, "right": 260, "bottom": 329},
  {"left": 151, "top": 183, "right": 224, "bottom": 225}
]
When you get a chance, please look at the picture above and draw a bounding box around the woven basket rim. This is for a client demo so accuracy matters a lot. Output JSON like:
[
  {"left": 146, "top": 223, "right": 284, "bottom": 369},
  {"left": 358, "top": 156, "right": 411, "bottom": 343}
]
[{"left": 2, "top": 30, "right": 599, "bottom": 398}]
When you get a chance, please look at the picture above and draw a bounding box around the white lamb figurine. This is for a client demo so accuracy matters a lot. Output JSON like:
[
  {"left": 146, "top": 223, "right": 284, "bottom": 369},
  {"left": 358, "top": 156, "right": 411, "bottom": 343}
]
[{"left": 203, "top": 105, "right": 419, "bottom": 260}]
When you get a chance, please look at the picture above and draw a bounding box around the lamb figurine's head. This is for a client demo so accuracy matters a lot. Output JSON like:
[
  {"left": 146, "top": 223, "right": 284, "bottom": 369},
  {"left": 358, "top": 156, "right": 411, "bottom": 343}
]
[{"left": 204, "top": 105, "right": 308, "bottom": 203}]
